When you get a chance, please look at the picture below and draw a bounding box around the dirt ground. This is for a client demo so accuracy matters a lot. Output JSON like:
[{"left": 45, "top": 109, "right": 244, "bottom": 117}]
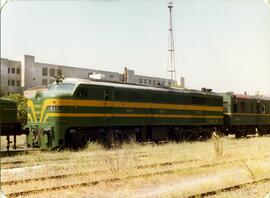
[{"left": 1, "top": 136, "right": 270, "bottom": 198}]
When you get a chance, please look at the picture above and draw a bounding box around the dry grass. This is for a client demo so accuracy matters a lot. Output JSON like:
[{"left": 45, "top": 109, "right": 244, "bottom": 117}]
[
  {"left": 1, "top": 135, "right": 270, "bottom": 197},
  {"left": 0, "top": 135, "right": 26, "bottom": 150}
]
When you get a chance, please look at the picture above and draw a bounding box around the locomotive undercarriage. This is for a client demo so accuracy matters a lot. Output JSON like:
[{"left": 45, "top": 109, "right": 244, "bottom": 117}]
[{"left": 64, "top": 125, "right": 217, "bottom": 149}]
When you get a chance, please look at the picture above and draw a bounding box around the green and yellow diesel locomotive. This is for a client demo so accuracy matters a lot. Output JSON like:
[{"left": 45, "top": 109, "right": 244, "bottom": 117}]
[{"left": 26, "top": 78, "right": 224, "bottom": 149}]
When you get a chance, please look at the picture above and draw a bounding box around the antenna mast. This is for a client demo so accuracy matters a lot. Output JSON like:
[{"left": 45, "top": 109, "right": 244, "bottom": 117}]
[{"left": 167, "top": 0, "right": 176, "bottom": 84}]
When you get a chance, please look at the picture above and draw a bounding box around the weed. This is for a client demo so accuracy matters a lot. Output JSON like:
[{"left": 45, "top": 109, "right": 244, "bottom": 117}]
[{"left": 212, "top": 132, "right": 223, "bottom": 158}]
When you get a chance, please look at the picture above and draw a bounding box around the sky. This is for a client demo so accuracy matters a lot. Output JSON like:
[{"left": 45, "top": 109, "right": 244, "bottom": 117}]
[{"left": 1, "top": 0, "right": 270, "bottom": 95}]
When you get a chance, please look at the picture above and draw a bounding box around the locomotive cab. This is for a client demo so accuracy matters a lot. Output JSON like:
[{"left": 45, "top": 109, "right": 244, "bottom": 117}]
[{"left": 26, "top": 80, "right": 78, "bottom": 149}]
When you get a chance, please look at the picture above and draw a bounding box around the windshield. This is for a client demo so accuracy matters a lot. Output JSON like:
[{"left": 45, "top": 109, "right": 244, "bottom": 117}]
[{"left": 48, "top": 83, "right": 75, "bottom": 92}]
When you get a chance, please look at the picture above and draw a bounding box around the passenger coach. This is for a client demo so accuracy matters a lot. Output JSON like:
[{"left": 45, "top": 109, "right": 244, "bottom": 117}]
[{"left": 223, "top": 93, "right": 270, "bottom": 137}]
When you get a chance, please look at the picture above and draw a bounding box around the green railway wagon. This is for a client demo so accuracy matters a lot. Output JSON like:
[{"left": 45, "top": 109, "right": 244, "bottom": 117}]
[
  {"left": 223, "top": 93, "right": 270, "bottom": 137},
  {"left": 0, "top": 98, "right": 25, "bottom": 150},
  {"left": 0, "top": 98, "right": 20, "bottom": 136},
  {"left": 0, "top": 98, "right": 17, "bottom": 123},
  {"left": 26, "top": 78, "right": 224, "bottom": 149}
]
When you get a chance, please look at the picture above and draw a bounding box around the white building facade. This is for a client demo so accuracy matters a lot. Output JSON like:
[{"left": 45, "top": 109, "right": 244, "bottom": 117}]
[
  {"left": 0, "top": 58, "right": 22, "bottom": 95},
  {"left": 0, "top": 55, "right": 183, "bottom": 96}
]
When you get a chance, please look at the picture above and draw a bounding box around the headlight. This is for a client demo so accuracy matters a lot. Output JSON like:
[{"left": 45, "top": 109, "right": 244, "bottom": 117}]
[{"left": 48, "top": 106, "right": 61, "bottom": 112}]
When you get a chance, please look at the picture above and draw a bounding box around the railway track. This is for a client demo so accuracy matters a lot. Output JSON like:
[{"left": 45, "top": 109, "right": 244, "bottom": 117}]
[
  {"left": 2, "top": 155, "right": 269, "bottom": 197},
  {"left": 4, "top": 166, "right": 197, "bottom": 197},
  {"left": 0, "top": 148, "right": 39, "bottom": 157},
  {"left": 1, "top": 151, "right": 148, "bottom": 169},
  {"left": 186, "top": 177, "right": 270, "bottom": 198},
  {"left": 1, "top": 159, "right": 199, "bottom": 186}
]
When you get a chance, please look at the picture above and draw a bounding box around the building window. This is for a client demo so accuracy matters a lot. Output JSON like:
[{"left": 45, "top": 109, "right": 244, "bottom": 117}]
[
  {"left": 148, "top": 80, "right": 152, "bottom": 85},
  {"left": 11, "top": 80, "right": 15, "bottom": 86},
  {"left": 8, "top": 68, "right": 10, "bottom": 73},
  {"left": 16, "top": 80, "right": 20, "bottom": 87},
  {"left": 42, "top": 79, "right": 48, "bottom": 85},
  {"left": 153, "top": 80, "right": 156, "bottom": 85},
  {"left": 42, "top": 68, "right": 48, "bottom": 76},
  {"left": 143, "top": 79, "right": 147, "bottom": 84},
  {"left": 109, "top": 74, "right": 114, "bottom": 78},
  {"left": 50, "top": 68, "right": 55, "bottom": 77},
  {"left": 57, "top": 69, "right": 62, "bottom": 76},
  {"left": 11, "top": 68, "right": 15, "bottom": 74},
  {"left": 139, "top": 79, "right": 142, "bottom": 84},
  {"left": 157, "top": 81, "right": 161, "bottom": 85},
  {"left": 16, "top": 68, "right": 20, "bottom": 74},
  {"left": 161, "top": 81, "right": 165, "bottom": 86},
  {"left": 8, "top": 79, "right": 10, "bottom": 86}
]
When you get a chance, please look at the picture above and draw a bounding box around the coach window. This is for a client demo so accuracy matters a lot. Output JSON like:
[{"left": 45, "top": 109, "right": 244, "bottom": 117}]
[
  {"left": 262, "top": 105, "right": 266, "bottom": 114},
  {"left": 240, "top": 102, "right": 245, "bottom": 113},
  {"left": 251, "top": 103, "right": 254, "bottom": 113},
  {"left": 233, "top": 102, "right": 238, "bottom": 113}
]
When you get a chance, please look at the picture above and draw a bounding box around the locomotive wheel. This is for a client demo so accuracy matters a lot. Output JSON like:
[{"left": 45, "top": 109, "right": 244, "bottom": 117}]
[
  {"left": 79, "top": 133, "right": 89, "bottom": 148},
  {"left": 235, "top": 132, "right": 241, "bottom": 138},
  {"left": 183, "top": 131, "right": 193, "bottom": 141}
]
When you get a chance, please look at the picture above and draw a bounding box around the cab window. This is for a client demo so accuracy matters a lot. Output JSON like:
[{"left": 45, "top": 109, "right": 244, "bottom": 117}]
[{"left": 48, "top": 83, "right": 75, "bottom": 92}]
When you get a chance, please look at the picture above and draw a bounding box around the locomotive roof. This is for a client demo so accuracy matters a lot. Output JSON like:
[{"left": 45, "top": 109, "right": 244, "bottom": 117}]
[{"left": 58, "top": 78, "right": 220, "bottom": 96}]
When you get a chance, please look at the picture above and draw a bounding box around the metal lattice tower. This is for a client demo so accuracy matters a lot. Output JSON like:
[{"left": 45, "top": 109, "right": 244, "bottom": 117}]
[{"left": 167, "top": 0, "right": 176, "bottom": 84}]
